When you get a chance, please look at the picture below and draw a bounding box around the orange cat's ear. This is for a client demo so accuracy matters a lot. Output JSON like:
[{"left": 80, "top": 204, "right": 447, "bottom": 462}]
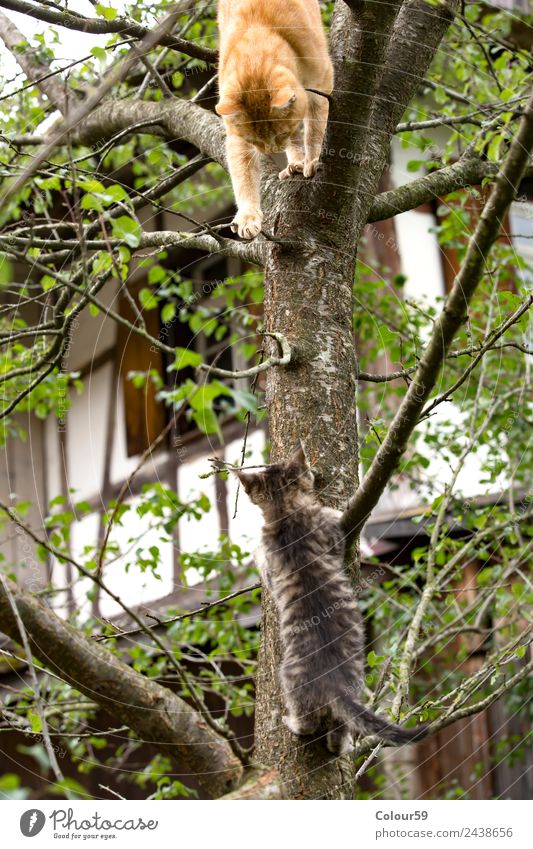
[
  {"left": 271, "top": 87, "right": 296, "bottom": 110},
  {"left": 215, "top": 98, "right": 240, "bottom": 117}
]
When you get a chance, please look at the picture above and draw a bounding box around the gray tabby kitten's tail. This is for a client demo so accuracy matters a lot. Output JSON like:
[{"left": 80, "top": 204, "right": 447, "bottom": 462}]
[{"left": 342, "top": 696, "right": 429, "bottom": 744}]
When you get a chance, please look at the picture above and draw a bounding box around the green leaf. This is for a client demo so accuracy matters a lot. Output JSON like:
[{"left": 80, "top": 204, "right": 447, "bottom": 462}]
[
  {"left": 80, "top": 194, "right": 103, "bottom": 211},
  {"left": 0, "top": 774, "right": 29, "bottom": 800},
  {"left": 228, "top": 388, "right": 258, "bottom": 414},
  {"left": 170, "top": 347, "right": 203, "bottom": 371},
  {"left": 40, "top": 274, "right": 56, "bottom": 292},
  {"left": 37, "top": 176, "right": 61, "bottom": 191},
  {"left": 138, "top": 287, "right": 159, "bottom": 311},
  {"left": 28, "top": 711, "right": 42, "bottom": 733},
  {"left": 50, "top": 777, "right": 87, "bottom": 800},
  {"left": 0, "top": 254, "right": 12, "bottom": 287},
  {"left": 486, "top": 133, "right": 503, "bottom": 163},
  {"left": 90, "top": 46, "right": 107, "bottom": 62},
  {"left": 111, "top": 216, "right": 141, "bottom": 248},
  {"left": 367, "top": 650, "right": 385, "bottom": 668},
  {"left": 192, "top": 406, "right": 220, "bottom": 436},
  {"left": 161, "top": 302, "right": 176, "bottom": 324},
  {"left": 189, "top": 381, "right": 231, "bottom": 409},
  {"left": 95, "top": 4, "right": 118, "bottom": 21},
  {"left": 148, "top": 265, "right": 167, "bottom": 284}
]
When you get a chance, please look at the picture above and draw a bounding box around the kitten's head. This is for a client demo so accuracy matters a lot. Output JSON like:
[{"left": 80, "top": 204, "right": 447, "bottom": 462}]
[
  {"left": 216, "top": 65, "right": 306, "bottom": 154},
  {"left": 234, "top": 440, "right": 314, "bottom": 514}
]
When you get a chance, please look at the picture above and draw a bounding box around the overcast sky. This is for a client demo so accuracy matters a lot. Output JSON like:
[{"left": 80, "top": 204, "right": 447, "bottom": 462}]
[{"left": 1, "top": 0, "right": 130, "bottom": 96}]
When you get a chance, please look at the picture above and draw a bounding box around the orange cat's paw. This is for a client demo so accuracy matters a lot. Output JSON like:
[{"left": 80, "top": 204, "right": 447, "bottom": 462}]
[
  {"left": 303, "top": 158, "right": 321, "bottom": 178},
  {"left": 279, "top": 161, "right": 305, "bottom": 180},
  {"left": 231, "top": 209, "right": 263, "bottom": 240}
]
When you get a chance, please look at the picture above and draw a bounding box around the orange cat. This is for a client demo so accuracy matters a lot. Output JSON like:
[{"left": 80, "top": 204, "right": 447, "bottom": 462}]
[{"left": 216, "top": 0, "right": 334, "bottom": 239}]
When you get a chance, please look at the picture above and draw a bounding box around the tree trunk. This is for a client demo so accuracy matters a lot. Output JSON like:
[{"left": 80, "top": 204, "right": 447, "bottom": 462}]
[
  {"left": 254, "top": 166, "right": 361, "bottom": 800},
  {"left": 251, "top": 0, "right": 460, "bottom": 800}
]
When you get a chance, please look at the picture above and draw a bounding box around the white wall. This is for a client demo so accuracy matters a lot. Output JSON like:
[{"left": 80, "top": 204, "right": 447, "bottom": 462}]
[
  {"left": 394, "top": 209, "right": 447, "bottom": 309},
  {"left": 390, "top": 137, "right": 447, "bottom": 308},
  {"left": 177, "top": 430, "right": 265, "bottom": 586},
  {"left": 59, "top": 361, "right": 112, "bottom": 502}
]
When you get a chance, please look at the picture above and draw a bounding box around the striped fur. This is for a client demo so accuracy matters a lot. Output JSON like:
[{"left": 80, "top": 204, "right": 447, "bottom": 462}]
[{"left": 236, "top": 443, "right": 427, "bottom": 754}]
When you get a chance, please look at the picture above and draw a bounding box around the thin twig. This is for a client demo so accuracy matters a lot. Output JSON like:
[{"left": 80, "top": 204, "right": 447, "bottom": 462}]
[{"left": 198, "top": 332, "right": 291, "bottom": 380}]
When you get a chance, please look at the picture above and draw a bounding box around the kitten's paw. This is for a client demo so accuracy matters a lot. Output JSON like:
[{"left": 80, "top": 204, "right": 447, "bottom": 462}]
[
  {"left": 303, "top": 157, "right": 321, "bottom": 178},
  {"left": 279, "top": 160, "right": 304, "bottom": 180},
  {"left": 326, "top": 728, "right": 354, "bottom": 755},
  {"left": 338, "top": 736, "right": 355, "bottom": 756},
  {"left": 283, "top": 714, "right": 307, "bottom": 737},
  {"left": 231, "top": 209, "right": 263, "bottom": 240}
]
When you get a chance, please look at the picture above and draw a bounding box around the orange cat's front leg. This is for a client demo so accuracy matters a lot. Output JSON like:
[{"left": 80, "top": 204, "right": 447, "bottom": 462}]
[
  {"left": 225, "top": 132, "right": 263, "bottom": 240},
  {"left": 279, "top": 133, "right": 305, "bottom": 181},
  {"left": 303, "top": 92, "right": 329, "bottom": 178}
]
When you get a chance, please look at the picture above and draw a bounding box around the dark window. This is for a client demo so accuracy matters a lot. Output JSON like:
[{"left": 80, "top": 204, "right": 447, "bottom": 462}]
[{"left": 118, "top": 255, "right": 244, "bottom": 455}]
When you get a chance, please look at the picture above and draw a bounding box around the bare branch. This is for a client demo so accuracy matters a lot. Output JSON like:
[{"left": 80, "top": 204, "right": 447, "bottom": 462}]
[
  {"left": 138, "top": 229, "right": 264, "bottom": 265},
  {"left": 395, "top": 112, "right": 483, "bottom": 133},
  {"left": 358, "top": 365, "right": 418, "bottom": 383},
  {"left": 2, "top": 229, "right": 264, "bottom": 266},
  {"left": 3, "top": 95, "right": 226, "bottom": 174},
  {"left": 342, "top": 87, "right": 533, "bottom": 546},
  {"left": 93, "top": 583, "right": 261, "bottom": 644},
  {"left": 421, "top": 293, "right": 533, "bottom": 418},
  {"left": 0, "top": 10, "right": 72, "bottom": 112},
  {"left": 358, "top": 296, "right": 533, "bottom": 383},
  {"left": 0, "top": 0, "right": 216, "bottom": 62},
  {"left": 421, "top": 75, "right": 472, "bottom": 106},
  {"left": 435, "top": 657, "right": 533, "bottom": 730},
  {"left": 198, "top": 332, "right": 291, "bottom": 380},
  {"left": 0, "top": 572, "right": 64, "bottom": 784},
  {"left": 368, "top": 158, "right": 533, "bottom": 222}
]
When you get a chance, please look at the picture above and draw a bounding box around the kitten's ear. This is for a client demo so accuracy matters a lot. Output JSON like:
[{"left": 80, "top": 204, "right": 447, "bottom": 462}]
[
  {"left": 232, "top": 469, "right": 257, "bottom": 494},
  {"left": 271, "top": 87, "right": 296, "bottom": 110},
  {"left": 291, "top": 439, "right": 310, "bottom": 470}
]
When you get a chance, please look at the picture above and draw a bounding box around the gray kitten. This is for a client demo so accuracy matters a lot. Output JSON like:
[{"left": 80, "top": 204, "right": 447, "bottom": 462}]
[{"left": 235, "top": 442, "right": 427, "bottom": 755}]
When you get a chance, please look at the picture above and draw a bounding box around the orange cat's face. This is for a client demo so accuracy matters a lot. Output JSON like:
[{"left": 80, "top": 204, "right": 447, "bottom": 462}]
[{"left": 216, "top": 68, "right": 306, "bottom": 154}]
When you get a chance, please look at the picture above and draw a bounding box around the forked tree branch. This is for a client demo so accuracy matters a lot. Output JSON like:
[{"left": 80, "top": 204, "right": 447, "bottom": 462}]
[
  {"left": 0, "top": 576, "right": 243, "bottom": 797},
  {"left": 342, "top": 87, "right": 533, "bottom": 546},
  {"left": 198, "top": 332, "right": 291, "bottom": 380},
  {"left": 0, "top": 10, "right": 72, "bottom": 113},
  {"left": 355, "top": 0, "right": 460, "bottom": 228}
]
